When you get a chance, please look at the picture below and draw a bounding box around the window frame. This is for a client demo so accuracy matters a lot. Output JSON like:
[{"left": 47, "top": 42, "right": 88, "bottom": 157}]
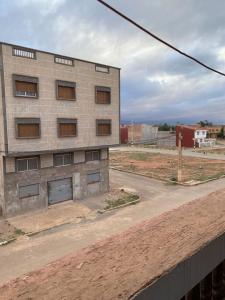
[
  {"left": 54, "top": 55, "right": 74, "bottom": 66},
  {"left": 57, "top": 118, "right": 78, "bottom": 138},
  {"left": 85, "top": 150, "right": 100, "bottom": 162},
  {"left": 12, "top": 46, "right": 36, "bottom": 60},
  {"left": 15, "top": 118, "right": 41, "bottom": 139},
  {"left": 53, "top": 152, "right": 74, "bottom": 167},
  {"left": 16, "top": 156, "right": 40, "bottom": 173},
  {"left": 96, "top": 119, "right": 112, "bottom": 136},
  {"left": 95, "top": 86, "right": 111, "bottom": 104},
  {"left": 56, "top": 80, "right": 76, "bottom": 101},
  {"left": 87, "top": 171, "right": 101, "bottom": 184},
  {"left": 19, "top": 183, "right": 40, "bottom": 199},
  {"left": 13, "top": 74, "right": 39, "bottom": 99},
  {"left": 95, "top": 64, "right": 110, "bottom": 74}
]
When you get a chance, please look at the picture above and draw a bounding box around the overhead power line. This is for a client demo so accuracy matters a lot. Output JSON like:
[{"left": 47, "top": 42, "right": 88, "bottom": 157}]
[{"left": 97, "top": 0, "right": 225, "bottom": 77}]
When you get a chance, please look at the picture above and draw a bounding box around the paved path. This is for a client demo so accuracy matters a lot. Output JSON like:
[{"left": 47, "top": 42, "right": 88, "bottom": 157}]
[
  {"left": 1, "top": 169, "right": 225, "bottom": 284},
  {"left": 111, "top": 146, "right": 225, "bottom": 160}
]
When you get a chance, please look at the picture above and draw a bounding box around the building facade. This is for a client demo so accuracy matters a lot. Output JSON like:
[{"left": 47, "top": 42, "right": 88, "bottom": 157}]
[
  {"left": 0, "top": 42, "right": 120, "bottom": 216},
  {"left": 176, "top": 125, "right": 216, "bottom": 148}
]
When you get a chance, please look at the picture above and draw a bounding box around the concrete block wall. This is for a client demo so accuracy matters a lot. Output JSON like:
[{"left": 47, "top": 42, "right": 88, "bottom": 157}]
[
  {"left": 3, "top": 158, "right": 109, "bottom": 217},
  {"left": 1, "top": 44, "right": 120, "bottom": 154}
]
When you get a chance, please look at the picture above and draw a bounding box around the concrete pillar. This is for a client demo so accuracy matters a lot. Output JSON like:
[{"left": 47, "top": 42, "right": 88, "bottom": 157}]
[{"left": 200, "top": 273, "right": 212, "bottom": 300}]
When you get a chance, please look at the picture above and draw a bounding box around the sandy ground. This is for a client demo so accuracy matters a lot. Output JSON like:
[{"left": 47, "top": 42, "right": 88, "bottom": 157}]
[
  {"left": 1, "top": 188, "right": 225, "bottom": 300},
  {"left": 9, "top": 201, "right": 91, "bottom": 234},
  {"left": 110, "top": 151, "right": 225, "bottom": 182}
]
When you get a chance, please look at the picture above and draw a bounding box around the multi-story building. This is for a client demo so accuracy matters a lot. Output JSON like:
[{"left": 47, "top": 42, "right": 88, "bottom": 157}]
[{"left": 0, "top": 42, "right": 120, "bottom": 217}]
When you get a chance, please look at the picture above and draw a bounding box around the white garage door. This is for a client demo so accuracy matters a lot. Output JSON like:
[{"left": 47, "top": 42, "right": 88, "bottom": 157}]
[{"left": 48, "top": 177, "right": 73, "bottom": 205}]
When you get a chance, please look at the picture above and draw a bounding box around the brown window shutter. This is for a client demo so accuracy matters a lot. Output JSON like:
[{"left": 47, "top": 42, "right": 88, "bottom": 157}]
[
  {"left": 15, "top": 81, "right": 37, "bottom": 93},
  {"left": 18, "top": 124, "right": 39, "bottom": 138},
  {"left": 98, "top": 124, "right": 111, "bottom": 135},
  {"left": 59, "top": 123, "right": 76, "bottom": 136},
  {"left": 96, "top": 91, "right": 110, "bottom": 104},
  {"left": 58, "top": 86, "right": 75, "bottom": 100}
]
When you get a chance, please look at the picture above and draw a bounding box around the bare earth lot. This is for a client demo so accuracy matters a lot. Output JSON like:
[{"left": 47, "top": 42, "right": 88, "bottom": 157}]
[{"left": 110, "top": 151, "right": 225, "bottom": 182}]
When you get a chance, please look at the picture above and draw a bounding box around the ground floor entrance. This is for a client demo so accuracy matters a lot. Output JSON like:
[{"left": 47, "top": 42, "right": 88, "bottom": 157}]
[{"left": 48, "top": 177, "right": 73, "bottom": 205}]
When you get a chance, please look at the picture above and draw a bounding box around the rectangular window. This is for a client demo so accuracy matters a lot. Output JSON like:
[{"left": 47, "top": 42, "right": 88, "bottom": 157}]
[
  {"left": 13, "top": 74, "right": 38, "bottom": 98},
  {"left": 16, "top": 157, "right": 39, "bottom": 172},
  {"left": 87, "top": 172, "right": 100, "bottom": 184},
  {"left": 54, "top": 56, "right": 74, "bottom": 66},
  {"left": 58, "top": 118, "right": 77, "bottom": 137},
  {"left": 16, "top": 118, "right": 40, "bottom": 138},
  {"left": 96, "top": 120, "right": 111, "bottom": 136},
  {"left": 95, "top": 86, "right": 111, "bottom": 104},
  {"left": 85, "top": 150, "right": 100, "bottom": 162},
  {"left": 13, "top": 47, "right": 36, "bottom": 59},
  {"left": 95, "top": 64, "right": 109, "bottom": 73},
  {"left": 56, "top": 80, "right": 76, "bottom": 100},
  {"left": 19, "top": 183, "right": 39, "bottom": 198},
  {"left": 54, "top": 153, "right": 73, "bottom": 166}
]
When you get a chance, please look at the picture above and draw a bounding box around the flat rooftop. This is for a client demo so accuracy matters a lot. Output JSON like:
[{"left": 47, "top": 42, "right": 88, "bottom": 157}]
[{"left": 1, "top": 188, "right": 225, "bottom": 299}]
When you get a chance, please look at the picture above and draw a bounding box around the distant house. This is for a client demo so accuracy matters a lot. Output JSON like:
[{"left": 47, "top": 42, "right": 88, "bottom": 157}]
[
  {"left": 122, "top": 124, "right": 158, "bottom": 144},
  {"left": 120, "top": 125, "right": 128, "bottom": 144},
  {"left": 176, "top": 125, "right": 216, "bottom": 148}
]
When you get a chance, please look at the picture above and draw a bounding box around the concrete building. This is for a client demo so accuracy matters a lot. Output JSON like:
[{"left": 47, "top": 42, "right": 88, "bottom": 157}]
[
  {"left": 176, "top": 125, "right": 216, "bottom": 148},
  {"left": 125, "top": 124, "right": 158, "bottom": 144},
  {"left": 0, "top": 42, "right": 120, "bottom": 216}
]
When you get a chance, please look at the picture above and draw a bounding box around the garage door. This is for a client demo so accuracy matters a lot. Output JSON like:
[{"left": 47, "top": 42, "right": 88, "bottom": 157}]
[{"left": 48, "top": 177, "right": 73, "bottom": 205}]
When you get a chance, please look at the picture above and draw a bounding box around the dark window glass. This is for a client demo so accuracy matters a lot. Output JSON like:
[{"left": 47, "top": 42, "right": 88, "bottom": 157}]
[
  {"left": 17, "top": 157, "right": 39, "bottom": 172},
  {"left": 54, "top": 153, "right": 73, "bottom": 166},
  {"left": 86, "top": 150, "right": 100, "bottom": 162}
]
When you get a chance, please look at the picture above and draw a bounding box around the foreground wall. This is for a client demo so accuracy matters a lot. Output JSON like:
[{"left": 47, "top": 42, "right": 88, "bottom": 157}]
[{"left": 133, "top": 232, "right": 225, "bottom": 300}]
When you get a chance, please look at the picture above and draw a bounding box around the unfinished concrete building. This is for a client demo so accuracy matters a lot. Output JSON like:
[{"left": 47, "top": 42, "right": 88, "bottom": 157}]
[{"left": 0, "top": 42, "right": 120, "bottom": 216}]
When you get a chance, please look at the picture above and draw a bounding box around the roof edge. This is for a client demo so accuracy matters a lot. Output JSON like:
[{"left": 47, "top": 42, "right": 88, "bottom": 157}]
[{"left": 0, "top": 41, "right": 121, "bottom": 70}]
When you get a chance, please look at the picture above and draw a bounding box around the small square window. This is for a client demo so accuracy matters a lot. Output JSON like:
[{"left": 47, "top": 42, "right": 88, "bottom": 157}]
[
  {"left": 54, "top": 153, "right": 73, "bottom": 166},
  {"left": 56, "top": 80, "right": 76, "bottom": 100},
  {"left": 16, "top": 118, "right": 40, "bottom": 138},
  {"left": 95, "top": 86, "right": 111, "bottom": 104},
  {"left": 16, "top": 157, "right": 39, "bottom": 172},
  {"left": 96, "top": 120, "right": 111, "bottom": 136},
  {"left": 13, "top": 75, "right": 38, "bottom": 98},
  {"left": 57, "top": 119, "right": 77, "bottom": 137},
  {"left": 87, "top": 172, "right": 100, "bottom": 184},
  {"left": 85, "top": 150, "right": 100, "bottom": 162}
]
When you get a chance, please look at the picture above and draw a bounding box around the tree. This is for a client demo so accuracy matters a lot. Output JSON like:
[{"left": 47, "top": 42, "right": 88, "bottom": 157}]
[
  {"left": 158, "top": 123, "right": 171, "bottom": 131},
  {"left": 198, "top": 120, "right": 213, "bottom": 127},
  {"left": 217, "top": 127, "right": 224, "bottom": 138}
]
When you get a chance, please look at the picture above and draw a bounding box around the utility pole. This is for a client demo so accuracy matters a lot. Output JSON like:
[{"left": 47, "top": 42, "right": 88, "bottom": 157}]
[{"left": 178, "top": 132, "right": 183, "bottom": 182}]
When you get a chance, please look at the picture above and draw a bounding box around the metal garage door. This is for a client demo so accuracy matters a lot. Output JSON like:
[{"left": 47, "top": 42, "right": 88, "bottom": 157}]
[{"left": 48, "top": 177, "right": 73, "bottom": 205}]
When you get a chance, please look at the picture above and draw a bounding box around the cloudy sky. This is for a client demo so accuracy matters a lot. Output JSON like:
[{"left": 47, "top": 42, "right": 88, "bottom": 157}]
[{"left": 1, "top": 0, "right": 225, "bottom": 124}]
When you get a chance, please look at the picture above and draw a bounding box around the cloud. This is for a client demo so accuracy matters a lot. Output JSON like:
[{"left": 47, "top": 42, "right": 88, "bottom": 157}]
[{"left": 1, "top": 0, "right": 225, "bottom": 124}]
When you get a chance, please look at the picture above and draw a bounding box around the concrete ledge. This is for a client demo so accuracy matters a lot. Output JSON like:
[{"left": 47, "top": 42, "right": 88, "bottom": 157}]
[{"left": 98, "top": 199, "right": 140, "bottom": 214}]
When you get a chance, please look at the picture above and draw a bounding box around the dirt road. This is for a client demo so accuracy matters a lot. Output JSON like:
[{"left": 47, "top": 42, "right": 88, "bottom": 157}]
[
  {"left": 1, "top": 188, "right": 225, "bottom": 300},
  {"left": 1, "top": 170, "right": 225, "bottom": 285}
]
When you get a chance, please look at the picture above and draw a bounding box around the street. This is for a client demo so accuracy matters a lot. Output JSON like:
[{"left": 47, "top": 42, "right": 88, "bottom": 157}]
[{"left": 1, "top": 169, "right": 225, "bottom": 285}]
